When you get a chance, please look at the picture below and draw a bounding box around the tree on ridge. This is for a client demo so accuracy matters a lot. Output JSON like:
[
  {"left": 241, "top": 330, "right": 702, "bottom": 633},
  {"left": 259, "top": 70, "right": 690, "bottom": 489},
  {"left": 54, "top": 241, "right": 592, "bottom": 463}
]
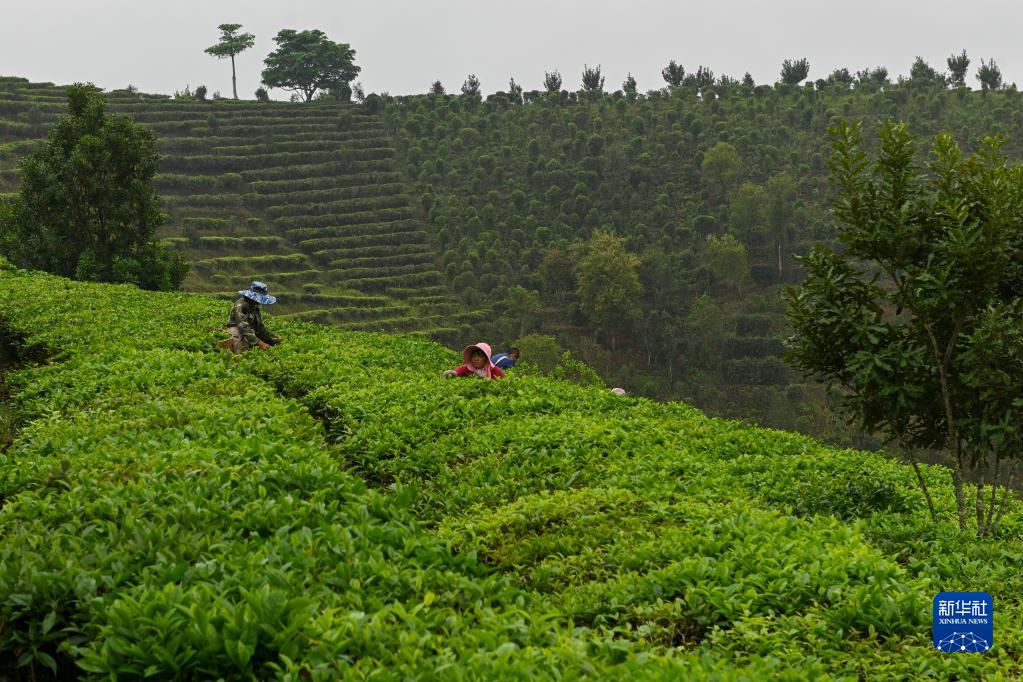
[
  {"left": 204, "top": 23, "right": 255, "bottom": 99},
  {"left": 780, "top": 58, "right": 810, "bottom": 85},
  {"left": 946, "top": 50, "right": 970, "bottom": 88},
  {"left": 261, "top": 29, "right": 360, "bottom": 102}
]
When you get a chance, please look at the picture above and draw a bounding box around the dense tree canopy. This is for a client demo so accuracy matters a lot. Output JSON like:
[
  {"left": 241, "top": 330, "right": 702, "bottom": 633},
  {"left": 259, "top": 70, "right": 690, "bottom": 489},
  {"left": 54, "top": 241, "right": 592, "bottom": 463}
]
[
  {"left": 543, "top": 70, "right": 562, "bottom": 93},
  {"left": 261, "top": 29, "right": 360, "bottom": 102},
  {"left": 977, "top": 58, "right": 1003, "bottom": 91},
  {"left": 0, "top": 85, "right": 186, "bottom": 290},
  {"left": 581, "top": 65, "right": 605, "bottom": 98},
  {"left": 780, "top": 58, "right": 810, "bottom": 85},
  {"left": 946, "top": 50, "right": 970, "bottom": 88},
  {"left": 662, "top": 60, "right": 685, "bottom": 87},
  {"left": 575, "top": 231, "right": 642, "bottom": 350}
]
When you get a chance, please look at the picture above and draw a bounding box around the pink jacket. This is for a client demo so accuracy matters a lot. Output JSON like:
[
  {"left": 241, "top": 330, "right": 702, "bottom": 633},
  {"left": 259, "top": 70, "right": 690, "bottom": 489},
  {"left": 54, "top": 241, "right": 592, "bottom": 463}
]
[{"left": 451, "top": 342, "right": 505, "bottom": 379}]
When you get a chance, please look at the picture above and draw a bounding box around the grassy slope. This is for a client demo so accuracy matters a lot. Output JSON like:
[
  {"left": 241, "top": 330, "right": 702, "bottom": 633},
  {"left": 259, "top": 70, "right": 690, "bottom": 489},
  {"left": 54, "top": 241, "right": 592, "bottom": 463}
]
[
  {"left": 0, "top": 262, "right": 1019, "bottom": 678},
  {"left": 0, "top": 76, "right": 466, "bottom": 339}
]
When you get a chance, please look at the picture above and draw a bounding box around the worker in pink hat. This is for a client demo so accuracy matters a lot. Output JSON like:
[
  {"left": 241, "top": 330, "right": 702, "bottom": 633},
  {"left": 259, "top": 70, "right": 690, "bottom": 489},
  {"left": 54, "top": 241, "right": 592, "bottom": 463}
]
[{"left": 442, "top": 342, "right": 505, "bottom": 380}]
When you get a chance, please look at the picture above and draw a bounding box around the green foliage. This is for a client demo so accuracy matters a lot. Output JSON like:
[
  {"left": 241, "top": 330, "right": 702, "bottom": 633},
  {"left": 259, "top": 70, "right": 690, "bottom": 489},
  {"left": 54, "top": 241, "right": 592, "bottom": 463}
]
[
  {"left": 909, "top": 56, "right": 945, "bottom": 86},
  {"left": 622, "top": 73, "right": 638, "bottom": 95},
  {"left": 702, "top": 234, "right": 749, "bottom": 296},
  {"left": 510, "top": 333, "right": 604, "bottom": 386},
  {"left": 661, "top": 60, "right": 685, "bottom": 88},
  {"left": 780, "top": 58, "right": 810, "bottom": 85},
  {"left": 543, "top": 70, "right": 562, "bottom": 93},
  {"left": 976, "top": 58, "right": 1003, "bottom": 91},
  {"left": 0, "top": 266, "right": 1019, "bottom": 678},
  {"left": 581, "top": 64, "right": 605, "bottom": 98},
  {"left": 701, "top": 141, "right": 744, "bottom": 200},
  {"left": 261, "top": 29, "right": 360, "bottom": 102},
  {"left": 946, "top": 50, "right": 970, "bottom": 89},
  {"left": 728, "top": 181, "right": 767, "bottom": 237},
  {"left": 0, "top": 85, "right": 186, "bottom": 290},
  {"left": 461, "top": 74, "right": 481, "bottom": 98},
  {"left": 204, "top": 23, "right": 256, "bottom": 100},
  {"left": 786, "top": 122, "right": 1023, "bottom": 535},
  {"left": 575, "top": 231, "right": 643, "bottom": 349},
  {"left": 11, "top": 69, "right": 1023, "bottom": 455}
]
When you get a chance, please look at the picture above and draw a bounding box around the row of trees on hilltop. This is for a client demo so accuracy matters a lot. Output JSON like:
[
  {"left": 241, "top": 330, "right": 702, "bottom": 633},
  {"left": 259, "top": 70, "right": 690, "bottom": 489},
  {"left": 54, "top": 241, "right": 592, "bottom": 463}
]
[
  {"left": 195, "top": 32, "right": 1006, "bottom": 106},
  {"left": 417, "top": 51, "right": 1006, "bottom": 105}
]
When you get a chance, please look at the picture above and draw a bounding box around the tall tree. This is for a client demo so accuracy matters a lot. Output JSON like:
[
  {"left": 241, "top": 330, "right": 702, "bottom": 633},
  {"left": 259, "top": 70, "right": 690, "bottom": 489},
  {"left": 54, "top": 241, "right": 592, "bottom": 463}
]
[
  {"left": 780, "top": 58, "right": 810, "bottom": 85},
  {"left": 909, "top": 56, "right": 945, "bottom": 86},
  {"left": 684, "top": 294, "right": 729, "bottom": 370},
  {"left": 855, "top": 66, "right": 889, "bottom": 86},
  {"left": 826, "top": 68, "right": 854, "bottom": 87},
  {"left": 701, "top": 234, "right": 749, "bottom": 296},
  {"left": 686, "top": 66, "right": 715, "bottom": 91},
  {"left": 977, "top": 58, "right": 1003, "bottom": 91},
  {"left": 261, "top": 29, "right": 360, "bottom": 102},
  {"left": 461, "top": 74, "right": 481, "bottom": 98},
  {"left": 508, "top": 77, "right": 523, "bottom": 103},
  {"left": 701, "top": 141, "right": 743, "bottom": 201},
  {"left": 581, "top": 64, "right": 605, "bottom": 98},
  {"left": 765, "top": 172, "right": 799, "bottom": 276},
  {"left": 728, "top": 181, "right": 768, "bottom": 240},
  {"left": 787, "top": 121, "right": 1023, "bottom": 536},
  {"left": 0, "top": 85, "right": 186, "bottom": 290},
  {"left": 946, "top": 50, "right": 970, "bottom": 88},
  {"left": 543, "top": 70, "right": 562, "bottom": 93},
  {"left": 538, "top": 246, "right": 578, "bottom": 303},
  {"left": 575, "top": 231, "right": 642, "bottom": 350},
  {"left": 204, "top": 23, "right": 255, "bottom": 100},
  {"left": 622, "top": 73, "right": 638, "bottom": 94},
  {"left": 430, "top": 80, "right": 445, "bottom": 95},
  {"left": 662, "top": 60, "right": 685, "bottom": 87},
  {"left": 503, "top": 285, "right": 544, "bottom": 338},
  {"left": 741, "top": 72, "right": 755, "bottom": 87}
]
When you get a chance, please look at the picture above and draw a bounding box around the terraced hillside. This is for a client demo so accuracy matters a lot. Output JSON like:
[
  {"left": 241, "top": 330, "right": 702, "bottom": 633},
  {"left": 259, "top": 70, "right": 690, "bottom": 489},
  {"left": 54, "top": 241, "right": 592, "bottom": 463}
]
[{"left": 0, "top": 76, "right": 470, "bottom": 339}]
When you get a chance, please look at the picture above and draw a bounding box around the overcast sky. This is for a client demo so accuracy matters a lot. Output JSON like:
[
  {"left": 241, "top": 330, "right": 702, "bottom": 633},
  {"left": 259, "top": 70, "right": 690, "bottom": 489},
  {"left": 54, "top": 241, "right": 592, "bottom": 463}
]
[{"left": 3, "top": 1, "right": 1022, "bottom": 99}]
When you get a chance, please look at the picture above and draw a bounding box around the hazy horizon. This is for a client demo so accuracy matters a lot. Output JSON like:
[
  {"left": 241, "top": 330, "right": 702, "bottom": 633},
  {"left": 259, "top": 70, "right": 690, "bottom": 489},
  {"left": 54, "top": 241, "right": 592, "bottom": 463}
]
[{"left": 3, "top": 1, "right": 1022, "bottom": 99}]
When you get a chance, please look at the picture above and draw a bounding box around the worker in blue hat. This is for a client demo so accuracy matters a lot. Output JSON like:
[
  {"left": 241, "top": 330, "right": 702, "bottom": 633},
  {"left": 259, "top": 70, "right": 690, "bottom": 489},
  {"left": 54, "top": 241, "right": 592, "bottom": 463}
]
[{"left": 223, "top": 281, "right": 281, "bottom": 353}]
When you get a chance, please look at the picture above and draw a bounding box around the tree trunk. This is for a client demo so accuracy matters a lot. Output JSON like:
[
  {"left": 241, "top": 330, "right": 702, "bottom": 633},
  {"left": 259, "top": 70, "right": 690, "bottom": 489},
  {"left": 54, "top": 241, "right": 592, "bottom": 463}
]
[
  {"left": 975, "top": 480, "right": 986, "bottom": 537},
  {"left": 231, "top": 55, "right": 238, "bottom": 99},
  {"left": 952, "top": 456, "right": 967, "bottom": 531},
  {"left": 910, "top": 460, "right": 938, "bottom": 524},
  {"left": 924, "top": 322, "right": 967, "bottom": 530}
]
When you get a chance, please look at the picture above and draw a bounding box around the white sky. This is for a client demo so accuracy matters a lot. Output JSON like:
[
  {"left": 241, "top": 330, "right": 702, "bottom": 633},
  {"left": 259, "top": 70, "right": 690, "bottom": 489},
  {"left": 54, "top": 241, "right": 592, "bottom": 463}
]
[{"left": 2, "top": 1, "right": 1021, "bottom": 98}]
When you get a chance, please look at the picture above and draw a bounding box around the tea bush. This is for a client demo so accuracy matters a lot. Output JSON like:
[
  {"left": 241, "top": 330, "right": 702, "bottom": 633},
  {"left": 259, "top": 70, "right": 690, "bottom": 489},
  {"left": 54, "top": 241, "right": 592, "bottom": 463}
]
[{"left": 0, "top": 266, "right": 1019, "bottom": 678}]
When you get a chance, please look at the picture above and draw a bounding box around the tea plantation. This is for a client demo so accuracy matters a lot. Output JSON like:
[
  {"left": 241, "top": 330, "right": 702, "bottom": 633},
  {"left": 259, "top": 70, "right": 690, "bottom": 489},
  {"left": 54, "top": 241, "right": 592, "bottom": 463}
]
[
  {"left": 0, "top": 259, "right": 1020, "bottom": 679},
  {"left": 0, "top": 76, "right": 468, "bottom": 339}
]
